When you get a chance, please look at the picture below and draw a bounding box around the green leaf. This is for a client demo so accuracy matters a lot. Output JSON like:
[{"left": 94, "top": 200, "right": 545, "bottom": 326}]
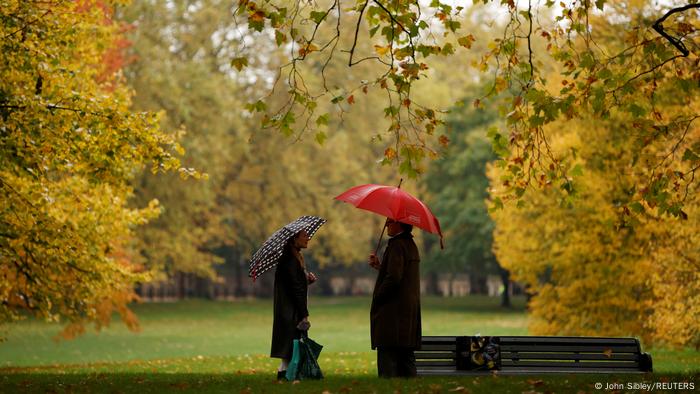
[
  {"left": 230, "top": 57, "right": 248, "bottom": 71},
  {"left": 597, "top": 68, "right": 612, "bottom": 80},
  {"left": 570, "top": 164, "right": 583, "bottom": 177},
  {"left": 315, "top": 113, "right": 329, "bottom": 127},
  {"left": 580, "top": 51, "right": 595, "bottom": 69},
  {"left": 248, "top": 19, "right": 264, "bottom": 32},
  {"left": 441, "top": 43, "right": 455, "bottom": 56},
  {"left": 489, "top": 197, "right": 504, "bottom": 212},
  {"left": 628, "top": 103, "right": 646, "bottom": 118},
  {"left": 445, "top": 20, "right": 461, "bottom": 32},
  {"left": 591, "top": 87, "right": 605, "bottom": 114},
  {"left": 629, "top": 202, "right": 645, "bottom": 214},
  {"left": 280, "top": 111, "right": 296, "bottom": 136},
  {"left": 682, "top": 148, "right": 699, "bottom": 162},
  {"left": 245, "top": 100, "right": 267, "bottom": 113},
  {"left": 315, "top": 131, "right": 327, "bottom": 145},
  {"left": 275, "top": 30, "right": 286, "bottom": 46},
  {"left": 309, "top": 11, "right": 326, "bottom": 24}
]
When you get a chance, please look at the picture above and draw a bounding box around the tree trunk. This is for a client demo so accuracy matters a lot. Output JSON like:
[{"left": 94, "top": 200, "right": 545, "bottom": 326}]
[
  {"left": 469, "top": 272, "right": 487, "bottom": 294},
  {"left": 424, "top": 271, "right": 439, "bottom": 296},
  {"left": 317, "top": 272, "right": 334, "bottom": 296},
  {"left": 177, "top": 272, "right": 185, "bottom": 299},
  {"left": 234, "top": 252, "right": 246, "bottom": 297},
  {"left": 500, "top": 267, "right": 511, "bottom": 308}
]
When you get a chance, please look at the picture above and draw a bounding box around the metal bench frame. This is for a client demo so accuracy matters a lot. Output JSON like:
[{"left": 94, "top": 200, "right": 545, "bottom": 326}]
[{"left": 416, "top": 336, "right": 653, "bottom": 375}]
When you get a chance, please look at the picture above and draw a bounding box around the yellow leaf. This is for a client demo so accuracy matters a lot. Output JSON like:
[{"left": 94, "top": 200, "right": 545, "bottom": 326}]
[
  {"left": 494, "top": 77, "right": 507, "bottom": 93},
  {"left": 374, "top": 45, "right": 390, "bottom": 56}
]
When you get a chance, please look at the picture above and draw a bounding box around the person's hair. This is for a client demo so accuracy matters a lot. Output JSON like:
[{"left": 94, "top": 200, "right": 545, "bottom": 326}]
[
  {"left": 286, "top": 231, "right": 306, "bottom": 269},
  {"left": 399, "top": 222, "right": 413, "bottom": 233}
]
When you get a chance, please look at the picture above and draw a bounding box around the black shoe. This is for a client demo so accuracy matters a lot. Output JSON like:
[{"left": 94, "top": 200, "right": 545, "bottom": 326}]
[{"left": 277, "top": 370, "right": 287, "bottom": 381}]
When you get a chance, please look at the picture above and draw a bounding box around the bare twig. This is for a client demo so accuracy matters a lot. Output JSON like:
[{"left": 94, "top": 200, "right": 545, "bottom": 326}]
[{"left": 348, "top": 0, "right": 369, "bottom": 66}]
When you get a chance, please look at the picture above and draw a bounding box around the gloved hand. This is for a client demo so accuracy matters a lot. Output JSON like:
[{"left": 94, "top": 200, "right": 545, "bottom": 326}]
[{"left": 297, "top": 319, "right": 311, "bottom": 331}]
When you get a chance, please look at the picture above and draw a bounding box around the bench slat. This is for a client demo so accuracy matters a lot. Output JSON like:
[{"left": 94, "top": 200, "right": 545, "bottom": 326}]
[
  {"left": 500, "top": 344, "right": 639, "bottom": 353},
  {"left": 414, "top": 351, "right": 456, "bottom": 359},
  {"left": 500, "top": 336, "right": 638, "bottom": 345},
  {"left": 502, "top": 352, "right": 639, "bottom": 361},
  {"left": 421, "top": 336, "right": 458, "bottom": 342},
  {"left": 416, "top": 367, "right": 460, "bottom": 373},
  {"left": 497, "top": 367, "right": 640, "bottom": 375},
  {"left": 502, "top": 360, "right": 639, "bottom": 368},
  {"left": 420, "top": 344, "right": 457, "bottom": 351},
  {"left": 416, "top": 360, "right": 456, "bottom": 367}
]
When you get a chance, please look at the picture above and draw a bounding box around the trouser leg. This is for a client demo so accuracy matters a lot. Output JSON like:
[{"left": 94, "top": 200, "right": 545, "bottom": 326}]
[
  {"left": 377, "top": 347, "right": 399, "bottom": 378},
  {"left": 397, "top": 348, "right": 416, "bottom": 377}
]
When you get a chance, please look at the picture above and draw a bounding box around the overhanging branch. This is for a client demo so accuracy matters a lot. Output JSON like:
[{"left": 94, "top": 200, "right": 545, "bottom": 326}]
[{"left": 652, "top": 4, "right": 700, "bottom": 57}]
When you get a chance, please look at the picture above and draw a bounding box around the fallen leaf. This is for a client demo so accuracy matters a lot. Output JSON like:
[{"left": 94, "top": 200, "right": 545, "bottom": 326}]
[{"left": 527, "top": 379, "right": 544, "bottom": 387}]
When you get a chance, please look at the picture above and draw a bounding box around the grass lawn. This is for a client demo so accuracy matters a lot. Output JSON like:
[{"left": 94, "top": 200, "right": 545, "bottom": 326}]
[{"left": 0, "top": 296, "right": 697, "bottom": 393}]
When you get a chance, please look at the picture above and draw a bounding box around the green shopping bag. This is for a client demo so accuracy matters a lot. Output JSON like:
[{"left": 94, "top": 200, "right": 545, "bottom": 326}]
[
  {"left": 285, "top": 339, "right": 301, "bottom": 381},
  {"left": 285, "top": 333, "right": 324, "bottom": 381},
  {"left": 298, "top": 335, "right": 323, "bottom": 380}
]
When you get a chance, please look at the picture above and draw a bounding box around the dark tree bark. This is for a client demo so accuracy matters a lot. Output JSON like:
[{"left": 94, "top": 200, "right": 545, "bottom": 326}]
[
  {"left": 499, "top": 266, "right": 511, "bottom": 308},
  {"left": 424, "top": 271, "right": 439, "bottom": 296}
]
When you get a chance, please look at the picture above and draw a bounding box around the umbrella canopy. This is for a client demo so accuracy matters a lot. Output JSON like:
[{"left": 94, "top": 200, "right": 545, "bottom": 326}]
[
  {"left": 334, "top": 183, "right": 443, "bottom": 248},
  {"left": 249, "top": 215, "right": 326, "bottom": 281}
]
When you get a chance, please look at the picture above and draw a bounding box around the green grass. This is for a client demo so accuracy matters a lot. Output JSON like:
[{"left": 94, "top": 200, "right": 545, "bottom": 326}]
[
  {"left": 0, "top": 296, "right": 529, "bottom": 366},
  {"left": 0, "top": 296, "right": 698, "bottom": 393}
]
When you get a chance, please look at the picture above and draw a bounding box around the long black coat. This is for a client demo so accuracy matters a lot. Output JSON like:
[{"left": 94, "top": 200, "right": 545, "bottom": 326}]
[
  {"left": 270, "top": 246, "right": 309, "bottom": 359},
  {"left": 370, "top": 231, "right": 422, "bottom": 350}
]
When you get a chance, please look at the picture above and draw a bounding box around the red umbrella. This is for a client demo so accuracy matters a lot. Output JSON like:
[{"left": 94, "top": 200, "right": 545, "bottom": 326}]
[{"left": 334, "top": 182, "right": 444, "bottom": 250}]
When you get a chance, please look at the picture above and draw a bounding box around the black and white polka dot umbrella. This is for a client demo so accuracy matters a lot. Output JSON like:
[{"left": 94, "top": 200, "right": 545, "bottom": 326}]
[{"left": 249, "top": 215, "right": 327, "bottom": 281}]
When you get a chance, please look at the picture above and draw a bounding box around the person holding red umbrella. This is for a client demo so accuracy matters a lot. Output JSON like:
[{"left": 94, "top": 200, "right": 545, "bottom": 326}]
[
  {"left": 335, "top": 181, "right": 443, "bottom": 378},
  {"left": 367, "top": 217, "right": 422, "bottom": 378}
]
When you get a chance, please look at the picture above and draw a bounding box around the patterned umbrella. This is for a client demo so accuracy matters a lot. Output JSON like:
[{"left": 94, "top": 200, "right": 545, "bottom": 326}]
[{"left": 249, "top": 215, "right": 326, "bottom": 281}]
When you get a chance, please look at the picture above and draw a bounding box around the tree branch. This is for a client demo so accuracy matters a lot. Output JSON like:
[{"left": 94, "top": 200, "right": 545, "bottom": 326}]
[
  {"left": 652, "top": 4, "right": 700, "bottom": 57},
  {"left": 348, "top": 0, "right": 369, "bottom": 67},
  {"left": 372, "top": 0, "right": 416, "bottom": 61}
]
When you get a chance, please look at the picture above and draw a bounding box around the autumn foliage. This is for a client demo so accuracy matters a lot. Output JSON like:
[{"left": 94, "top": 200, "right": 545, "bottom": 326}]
[{"left": 0, "top": 0, "right": 188, "bottom": 338}]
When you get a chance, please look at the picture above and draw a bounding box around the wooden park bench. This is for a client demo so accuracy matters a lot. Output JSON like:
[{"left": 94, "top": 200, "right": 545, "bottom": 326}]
[{"left": 416, "top": 336, "right": 653, "bottom": 375}]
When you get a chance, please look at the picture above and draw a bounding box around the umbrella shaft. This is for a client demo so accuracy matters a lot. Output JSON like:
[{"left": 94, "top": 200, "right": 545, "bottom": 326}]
[{"left": 374, "top": 222, "right": 387, "bottom": 255}]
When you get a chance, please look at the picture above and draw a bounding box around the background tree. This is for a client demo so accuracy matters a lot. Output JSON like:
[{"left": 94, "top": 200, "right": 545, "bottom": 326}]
[
  {"left": 0, "top": 0, "right": 193, "bottom": 337},
  {"left": 121, "top": 0, "right": 405, "bottom": 295},
  {"left": 423, "top": 97, "right": 512, "bottom": 305},
  {"left": 488, "top": 95, "right": 699, "bottom": 346}
]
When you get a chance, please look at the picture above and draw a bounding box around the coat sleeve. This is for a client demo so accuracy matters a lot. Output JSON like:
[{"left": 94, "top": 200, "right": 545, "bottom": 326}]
[
  {"left": 373, "top": 241, "right": 405, "bottom": 304},
  {"left": 282, "top": 256, "right": 309, "bottom": 320}
]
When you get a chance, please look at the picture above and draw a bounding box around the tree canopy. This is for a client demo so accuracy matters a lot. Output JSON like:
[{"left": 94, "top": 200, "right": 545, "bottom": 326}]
[
  {"left": 0, "top": 0, "right": 196, "bottom": 337},
  {"left": 119, "top": 0, "right": 405, "bottom": 291},
  {"left": 235, "top": 0, "right": 699, "bottom": 218}
]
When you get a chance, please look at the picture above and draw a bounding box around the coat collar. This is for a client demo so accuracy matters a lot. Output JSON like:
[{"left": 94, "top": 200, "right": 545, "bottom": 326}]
[{"left": 389, "top": 231, "right": 413, "bottom": 241}]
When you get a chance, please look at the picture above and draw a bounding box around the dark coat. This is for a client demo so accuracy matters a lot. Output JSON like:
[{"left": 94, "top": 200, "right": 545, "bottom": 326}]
[
  {"left": 270, "top": 246, "right": 309, "bottom": 359},
  {"left": 370, "top": 231, "right": 422, "bottom": 350}
]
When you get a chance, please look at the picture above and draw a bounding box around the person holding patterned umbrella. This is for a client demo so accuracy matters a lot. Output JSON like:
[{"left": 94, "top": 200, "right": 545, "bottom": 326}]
[{"left": 249, "top": 216, "right": 326, "bottom": 381}]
